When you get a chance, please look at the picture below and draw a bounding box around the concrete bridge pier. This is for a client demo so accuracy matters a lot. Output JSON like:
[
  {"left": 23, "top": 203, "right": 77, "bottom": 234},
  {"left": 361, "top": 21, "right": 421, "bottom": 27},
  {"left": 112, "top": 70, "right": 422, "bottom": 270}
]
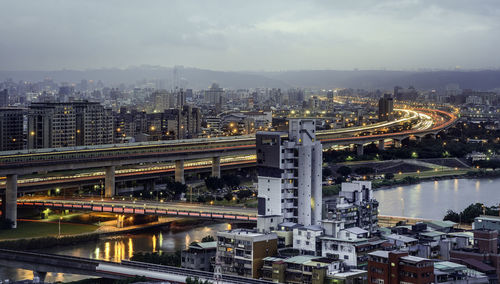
[
  {"left": 414, "top": 136, "right": 422, "bottom": 143},
  {"left": 212, "top": 156, "right": 221, "bottom": 178},
  {"left": 393, "top": 139, "right": 402, "bottom": 148},
  {"left": 105, "top": 166, "right": 115, "bottom": 197},
  {"left": 6, "top": 174, "right": 18, "bottom": 229},
  {"left": 356, "top": 144, "right": 364, "bottom": 156},
  {"left": 33, "top": 271, "right": 47, "bottom": 282},
  {"left": 378, "top": 139, "right": 385, "bottom": 151},
  {"left": 175, "top": 160, "right": 185, "bottom": 184}
]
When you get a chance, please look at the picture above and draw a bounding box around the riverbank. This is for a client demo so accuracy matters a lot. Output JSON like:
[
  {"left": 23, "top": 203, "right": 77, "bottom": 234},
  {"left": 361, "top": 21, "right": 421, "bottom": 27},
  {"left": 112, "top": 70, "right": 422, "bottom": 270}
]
[
  {"left": 0, "top": 217, "right": 217, "bottom": 250},
  {"left": 373, "top": 169, "right": 500, "bottom": 189}
]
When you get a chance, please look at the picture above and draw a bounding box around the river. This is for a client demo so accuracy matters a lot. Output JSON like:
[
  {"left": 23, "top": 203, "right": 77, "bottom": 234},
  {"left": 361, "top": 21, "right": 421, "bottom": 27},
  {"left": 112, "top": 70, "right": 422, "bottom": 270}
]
[
  {"left": 1, "top": 177, "right": 499, "bottom": 282},
  {"left": 374, "top": 178, "right": 500, "bottom": 219},
  {"left": 0, "top": 222, "right": 233, "bottom": 282}
]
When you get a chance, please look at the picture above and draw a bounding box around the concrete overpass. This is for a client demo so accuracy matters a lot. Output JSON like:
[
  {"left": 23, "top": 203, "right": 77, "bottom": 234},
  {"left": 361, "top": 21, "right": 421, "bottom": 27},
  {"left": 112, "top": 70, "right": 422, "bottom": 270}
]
[
  {"left": 0, "top": 108, "right": 458, "bottom": 227},
  {"left": 0, "top": 156, "right": 256, "bottom": 193},
  {"left": 0, "top": 249, "right": 272, "bottom": 283}
]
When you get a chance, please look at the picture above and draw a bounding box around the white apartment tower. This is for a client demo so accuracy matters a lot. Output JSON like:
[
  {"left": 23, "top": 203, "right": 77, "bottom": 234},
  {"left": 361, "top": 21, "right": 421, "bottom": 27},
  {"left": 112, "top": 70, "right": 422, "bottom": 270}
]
[{"left": 257, "top": 119, "right": 322, "bottom": 233}]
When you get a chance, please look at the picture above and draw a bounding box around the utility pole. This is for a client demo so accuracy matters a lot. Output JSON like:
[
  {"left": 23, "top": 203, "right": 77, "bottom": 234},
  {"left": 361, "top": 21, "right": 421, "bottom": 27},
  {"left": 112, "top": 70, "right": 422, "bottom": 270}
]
[{"left": 58, "top": 217, "right": 62, "bottom": 237}]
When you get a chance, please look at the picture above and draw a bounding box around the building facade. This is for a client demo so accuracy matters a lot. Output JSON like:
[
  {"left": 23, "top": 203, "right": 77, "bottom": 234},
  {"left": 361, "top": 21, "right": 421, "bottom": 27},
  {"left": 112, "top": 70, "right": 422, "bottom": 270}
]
[
  {"left": 28, "top": 101, "right": 113, "bottom": 149},
  {"left": 0, "top": 108, "right": 24, "bottom": 151},
  {"left": 257, "top": 119, "right": 322, "bottom": 233},
  {"left": 368, "top": 251, "right": 434, "bottom": 284},
  {"left": 378, "top": 94, "right": 394, "bottom": 122},
  {"left": 216, "top": 229, "right": 278, "bottom": 279}
]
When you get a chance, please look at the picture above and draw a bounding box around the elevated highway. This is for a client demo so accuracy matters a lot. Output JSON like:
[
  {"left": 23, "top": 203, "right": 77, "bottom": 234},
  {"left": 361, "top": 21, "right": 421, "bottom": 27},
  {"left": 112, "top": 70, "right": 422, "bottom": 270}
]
[
  {"left": 0, "top": 108, "right": 458, "bottom": 228},
  {"left": 0, "top": 155, "right": 256, "bottom": 193}
]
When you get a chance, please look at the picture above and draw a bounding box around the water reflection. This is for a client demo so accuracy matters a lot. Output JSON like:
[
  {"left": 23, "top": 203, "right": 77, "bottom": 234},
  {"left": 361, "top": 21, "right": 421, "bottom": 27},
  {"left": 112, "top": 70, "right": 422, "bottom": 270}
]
[
  {"left": 375, "top": 178, "right": 500, "bottom": 219},
  {"left": 1, "top": 222, "right": 235, "bottom": 282}
]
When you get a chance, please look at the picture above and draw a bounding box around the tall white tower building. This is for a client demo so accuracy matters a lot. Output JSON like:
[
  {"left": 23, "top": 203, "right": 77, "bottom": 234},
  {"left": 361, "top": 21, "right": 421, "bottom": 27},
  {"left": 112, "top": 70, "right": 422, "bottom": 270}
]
[{"left": 257, "top": 119, "right": 322, "bottom": 233}]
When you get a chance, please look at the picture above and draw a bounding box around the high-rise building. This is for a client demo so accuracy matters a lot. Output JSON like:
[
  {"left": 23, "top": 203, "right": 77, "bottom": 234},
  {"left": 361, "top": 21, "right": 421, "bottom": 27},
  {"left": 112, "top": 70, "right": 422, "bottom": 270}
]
[
  {"left": 72, "top": 101, "right": 114, "bottom": 146},
  {"left": 378, "top": 93, "right": 394, "bottom": 122},
  {"left": 28, "top": 103, "right": 76, "bottom": 148},
  {"left": 205, "top": 83, "right": 223, "bottom": 113},
  {"left": 257, "top": 119, "right": 322, "bottom": 233},
  {"left": 0, "top": 89, "right": 8, "bottom": 107},
  {"left": 28, "top": 101, "right": 113, "bottom": 149},
  {"left": 152, "top": 90, "right": 174, "bottom": 112},
  {"left": 176, "top": 89, "right": 186, "bottom": 108},
  {"left": 0, "top": 108, "right": 25, "bottom": 151}
]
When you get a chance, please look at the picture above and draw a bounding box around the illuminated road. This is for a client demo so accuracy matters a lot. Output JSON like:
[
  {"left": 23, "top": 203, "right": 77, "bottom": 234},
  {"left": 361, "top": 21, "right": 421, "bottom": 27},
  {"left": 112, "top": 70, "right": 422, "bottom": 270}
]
[
  {"left": 16, "top": 198, "right": 258, "bottom": 221},
  {"left": 0, "top": 155, "right": 256, "bottom": 189},
  {"left": 0, "top": 108, "right": 458, "bottom": 178}
]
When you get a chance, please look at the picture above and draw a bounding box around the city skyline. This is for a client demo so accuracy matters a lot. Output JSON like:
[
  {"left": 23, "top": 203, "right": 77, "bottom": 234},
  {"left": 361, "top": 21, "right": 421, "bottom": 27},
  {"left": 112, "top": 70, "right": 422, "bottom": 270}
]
[{"left": 1, "top": 1, "right": 500, "bottom": 71}]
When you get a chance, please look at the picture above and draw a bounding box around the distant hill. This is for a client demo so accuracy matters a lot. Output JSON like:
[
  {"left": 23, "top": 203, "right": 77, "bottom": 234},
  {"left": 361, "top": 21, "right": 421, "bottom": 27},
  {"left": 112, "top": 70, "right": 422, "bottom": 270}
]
[{"left": 1, "top": 67, "right": 500, "bottom": 91}]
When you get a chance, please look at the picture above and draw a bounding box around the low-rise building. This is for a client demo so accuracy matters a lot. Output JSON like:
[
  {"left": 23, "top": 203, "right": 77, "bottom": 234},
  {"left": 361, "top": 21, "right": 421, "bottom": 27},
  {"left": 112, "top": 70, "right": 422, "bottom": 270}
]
[
  {"left": 181, "top": 241, "right": 217, "bottom": 272},
  {"left": 262, "top": 255, "right": 367, "bottom": 284},
  {"left": 450, "top": 230, "right": 500, "bottom": 282},
  {"left": 216, "top": 229, "right": 277, "bottom": 279},
  {"left": 473, "top": 215, "right": 500, "bottom": 231},
  {"left": 293, "top": 225, "right": 324, "bottom": 256},
  {"left": 434, "top": 261, "right": 488, "bottom": 283},
  {"left": 321, "top": 235, "right": 386, "bottom": 269}
]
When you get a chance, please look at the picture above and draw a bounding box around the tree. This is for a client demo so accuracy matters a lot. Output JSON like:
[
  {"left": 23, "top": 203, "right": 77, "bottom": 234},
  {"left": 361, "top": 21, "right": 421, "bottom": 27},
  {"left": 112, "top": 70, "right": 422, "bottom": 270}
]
[
  {"left": 236, "top": 189, "right": 253, "bottom": 199},
  {"left": 223, "top": 192, "right": 233, "bottom": 201},
  {"left": 166, "top": 180, "right": 187, "bottom": 198},
  {"left": 222, "top": 175, "right": 241, "bottom": 189},
  {"left": 354, "top": 167, "right": 375, "bottom": 175},
  {"left": 443, "top": 209, "right": 460, "bottom": 223},
  {"left": 201, "top": 235, "right": 214, "bottom": 242},
  {"left": 336, "top": 166, "right": 352, "bottom": 177},
  {"left": 205, "top": 177, "right": 224, "bottom": 191},
  {"left": 322, "top": 168, "right": 333, "bottom": 178},
  {"left": 384, "top": 173, "right": 394, "bottom": 180}
]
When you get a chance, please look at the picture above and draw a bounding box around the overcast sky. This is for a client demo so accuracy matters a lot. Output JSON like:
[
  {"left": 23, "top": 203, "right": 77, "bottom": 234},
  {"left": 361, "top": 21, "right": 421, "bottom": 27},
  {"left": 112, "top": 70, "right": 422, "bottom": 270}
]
[{"left": 1, "top": 0, "right": 500, "bottom": 71}]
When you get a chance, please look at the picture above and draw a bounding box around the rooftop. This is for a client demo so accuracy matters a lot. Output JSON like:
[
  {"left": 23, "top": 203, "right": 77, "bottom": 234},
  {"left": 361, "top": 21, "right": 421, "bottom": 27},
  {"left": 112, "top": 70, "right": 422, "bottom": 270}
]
[
  {"left": 424, "top": 220, "right": 457, "bottom": 229},
  {"left": 386, "top": 234, "right": 418, "bottom": 243},
  {"left": 191, "top": 241, "right": 217, "bottom": 249},
  {"left": 420, "top": 231, "right": 446, "bottom": 238},
  {"left": 284, "top": 255, "right": 318, "bottom": 265},
  {"left": 401, "top": 255, "right": 429, "bottom": 264},
  {"left": 475, "top": 215, "right": 500, "bottom": 222},
  {"left": 368, "top": 251, "right": 389, "bottom": 258},
  {"left": 434, "top": 261, "right": 467, "bottom": 272},
  {"left": 345, "top": 227, "right": 368, "bottom": 235}
]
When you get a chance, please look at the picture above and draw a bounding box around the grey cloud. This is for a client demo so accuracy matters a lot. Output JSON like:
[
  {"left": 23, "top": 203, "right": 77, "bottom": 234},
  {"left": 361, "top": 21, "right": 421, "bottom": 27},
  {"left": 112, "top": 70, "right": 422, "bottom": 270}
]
[{"left": 0, "top": 0, "right": 499, "bottom": 71}]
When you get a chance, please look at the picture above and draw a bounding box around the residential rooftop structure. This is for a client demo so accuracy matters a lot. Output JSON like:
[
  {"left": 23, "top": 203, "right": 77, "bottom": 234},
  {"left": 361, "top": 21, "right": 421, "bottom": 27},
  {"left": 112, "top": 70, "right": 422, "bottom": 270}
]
[
  {"left": 450, "top": 230, "right": 500, "bottom": 282},
  {"left": 262, "top": 255, "right": 367, "bottom": 284},
  {"left": 181, "top": 241, "right": 217, "bottom": 272},
  {"left": 434, "top": 261, "right": 488, "bottom": 284},
  {"left": 473, "top": 215, "right": 500, "bottom": 232},
  {"left": 216, "top": 229, "right": 278, "bottom": 279},
  {"left": 321, "top": 234, "right": 386, "bottom": 269},
  {"left": 324, "top": 181, "right": 379, "bottom": 235},
  {"left": 367, "top": 250, "right": 434, "bottom": 284},
  {"left": 256, "top": 119, "right": 322, "bottom": 233}
]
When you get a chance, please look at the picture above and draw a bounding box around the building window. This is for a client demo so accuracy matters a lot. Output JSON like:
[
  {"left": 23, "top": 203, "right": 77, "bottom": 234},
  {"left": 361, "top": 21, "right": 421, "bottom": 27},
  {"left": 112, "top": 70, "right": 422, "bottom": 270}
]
[{"left": 344, "top": 255, "right": 349, "bottom": 260}]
